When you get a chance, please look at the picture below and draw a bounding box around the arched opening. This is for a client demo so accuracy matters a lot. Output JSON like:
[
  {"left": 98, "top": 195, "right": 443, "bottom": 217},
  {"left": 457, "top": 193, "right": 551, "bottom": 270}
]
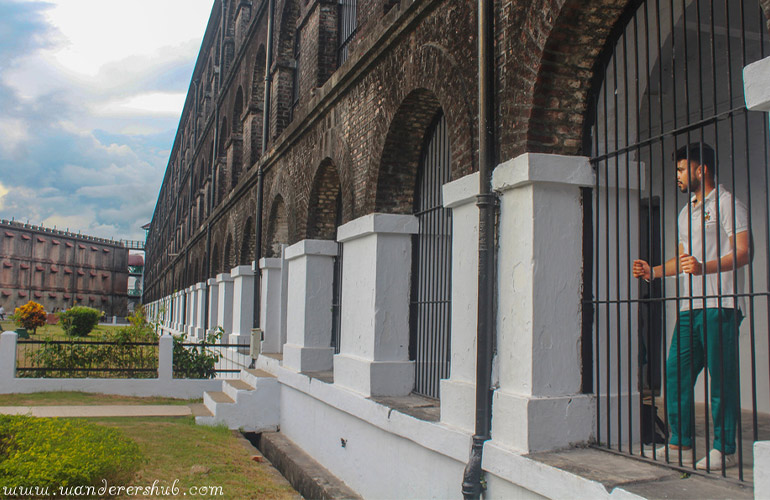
[
  {"left": 584, "top": 0, "right": 770, "bottom": 476},
  {"left": 232, "top": 87, "right": 244, "bottom": 188},
  {"left": 307, "top": 159, "right": 344, "bottom": 352},
  {"left": 409, "top": 111, "right": 452, "bottom": 400},
  {"left": 265, "top": 196, "right": 289, "bottom": 258},
  {"left": 306, "top": 159, "right": 342, "bottom": 240},
  {"left": 240, "top": 216, "right": 254, "bottom": 265},
  {"left": 223, "top": 234, "right": 233, "bottom": 273}
]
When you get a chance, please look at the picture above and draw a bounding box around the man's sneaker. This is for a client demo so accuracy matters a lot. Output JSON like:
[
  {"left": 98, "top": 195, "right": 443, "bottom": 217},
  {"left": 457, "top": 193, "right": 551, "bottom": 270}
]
[
  {"left": 695, "top": 449, "right": 737, "bottom": 470},
  {"left": 653, "top": 445, "right": 693, "bottom": 466}
]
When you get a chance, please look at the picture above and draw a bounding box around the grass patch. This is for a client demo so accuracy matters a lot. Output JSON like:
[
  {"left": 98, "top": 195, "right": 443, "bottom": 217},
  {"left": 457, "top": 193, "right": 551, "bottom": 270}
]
[
  {"left": 0, "top": 392, "right": 199, "bottom": 407},
  {"left": 1, "top": 320, "right": 125, "bottom": 340},
  {"left": 0, "top": 415, "right": 142, "bottom": 491},
  {"left": 89, "top": 416, "right": 299, "bottom": 500}
]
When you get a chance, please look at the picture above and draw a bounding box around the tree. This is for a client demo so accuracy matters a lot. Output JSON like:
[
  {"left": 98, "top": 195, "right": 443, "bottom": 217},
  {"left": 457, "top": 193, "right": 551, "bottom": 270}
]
[{"left": 12, "top": 301, "right": 46, "bottom": 334}]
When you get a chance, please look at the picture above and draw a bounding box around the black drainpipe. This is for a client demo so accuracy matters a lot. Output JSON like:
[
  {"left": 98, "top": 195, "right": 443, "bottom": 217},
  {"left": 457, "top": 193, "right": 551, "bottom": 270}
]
[
  {"left": 462, "top": 0, "right": 495, "bottom": 496},
  {"left": 252, "top": 0, "right": 274, "bottom": 331}
]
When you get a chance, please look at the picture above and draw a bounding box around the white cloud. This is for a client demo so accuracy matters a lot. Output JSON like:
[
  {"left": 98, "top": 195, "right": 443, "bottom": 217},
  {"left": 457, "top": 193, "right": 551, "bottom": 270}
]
[
  {"left": 0, "top": 118, "right": 30, "bottom": 156},
  {"left": 0, "top": 183, "right": 8, "bottom": 210},
  {"left": 94, "top": 92, "right": 188, "bottom": 117}
]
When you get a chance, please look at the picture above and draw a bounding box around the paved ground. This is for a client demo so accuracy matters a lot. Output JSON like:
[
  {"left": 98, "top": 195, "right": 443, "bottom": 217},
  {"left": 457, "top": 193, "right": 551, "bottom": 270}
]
[{"left": 0, "top": 403, "right": 213, "bottom": 418}]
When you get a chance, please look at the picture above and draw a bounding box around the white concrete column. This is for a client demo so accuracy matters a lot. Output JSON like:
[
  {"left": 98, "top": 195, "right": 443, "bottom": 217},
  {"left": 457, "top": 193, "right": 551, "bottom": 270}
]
[
  {"left": 158, "top": 334, "right": 173, "bottom": 381},
  {"left": 229, "top": 265, "right": 255, "bottom": 345},
  {"left": 439, "top": 172, "right": 480, "bottom": 433},
  {"left": 0, "top": 331, "right": 17, "bottom": 380},
  {"left": 282, "top": 240, "right": 338, "bottom": 373},
  {"left": 206, "top": 278, "right": 219, "bottom": 336},
  {"left": 172, "top": 292, "right": 180, "bottom": 331},
  {"left": 193, "top": 282, "right": 207, "bottom": 340},
  {"left": 333, "top": 214, "right": 418, "bottom": 397},
  {"left": 259, "top": 257, "right": 285, "bottom": 354},
  {"left": 185, "top": 286, "right": 195, "bottom": 337},
  {"left": 489, "top": 153, "right": 596, "bottom": 453},
  {"left": 755, "top": 441, "right": 770, "bottom": 498},
  {"left": 744, "top": 56, "right": 770, "bottom": 111},
  {"left": 216, "top": 273, "right": 234, "bottom": 337}
]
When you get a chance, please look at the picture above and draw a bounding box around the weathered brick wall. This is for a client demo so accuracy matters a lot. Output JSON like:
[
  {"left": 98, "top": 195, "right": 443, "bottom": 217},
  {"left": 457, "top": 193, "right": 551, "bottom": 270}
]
[
  {"left": 0, "top": 222, "right": 129, "bottom": 315},
  {"left": 145, "top": 0, "right": 770, "bottom": 302}
]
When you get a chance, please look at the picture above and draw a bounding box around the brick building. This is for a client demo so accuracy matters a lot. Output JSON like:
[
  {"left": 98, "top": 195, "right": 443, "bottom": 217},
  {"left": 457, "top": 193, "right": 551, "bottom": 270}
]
[
  {"left": 0, "top": 220, "right": 129, "bottom": 317},
  {"left": 145, "top": 0, "right": 770, "bottom": 497}
]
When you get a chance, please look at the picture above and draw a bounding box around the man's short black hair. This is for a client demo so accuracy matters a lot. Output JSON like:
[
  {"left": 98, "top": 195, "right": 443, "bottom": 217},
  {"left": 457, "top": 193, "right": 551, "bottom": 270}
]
[{"left": 674, "top": 142, "right": 715, "bottom": 176}]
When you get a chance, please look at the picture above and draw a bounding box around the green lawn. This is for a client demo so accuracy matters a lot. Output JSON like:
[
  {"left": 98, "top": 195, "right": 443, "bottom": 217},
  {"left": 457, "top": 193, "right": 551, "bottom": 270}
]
[
  {"left": 1, "top": 319, "right": 126, "bottom": 339},
  {"left": 0, "top": 392, "right": 300, "bottom": 499},
  {"left": 91, "top": 416, "right": 300, "bottom": 500}
]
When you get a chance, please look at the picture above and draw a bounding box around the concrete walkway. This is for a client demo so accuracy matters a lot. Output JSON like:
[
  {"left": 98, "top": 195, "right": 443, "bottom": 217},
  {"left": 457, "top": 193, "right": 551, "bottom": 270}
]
[{"left": 0, "top": 404, "right": 209, "bottom": 418}]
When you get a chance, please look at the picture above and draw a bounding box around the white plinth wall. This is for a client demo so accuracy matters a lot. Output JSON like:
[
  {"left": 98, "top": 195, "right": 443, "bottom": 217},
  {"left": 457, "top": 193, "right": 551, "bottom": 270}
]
[
  {"left": 333, "top": 214, "right": 418, "bottom": 397},
  {"left": 282, "top": 240, "right": 338, "bottom": 373}
]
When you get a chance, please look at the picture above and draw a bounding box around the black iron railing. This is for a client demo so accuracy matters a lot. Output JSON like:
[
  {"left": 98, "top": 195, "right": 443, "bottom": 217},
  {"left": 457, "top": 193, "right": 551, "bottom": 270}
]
[{"left": 584, "top": 0, "right": 770, "bottom": 483}]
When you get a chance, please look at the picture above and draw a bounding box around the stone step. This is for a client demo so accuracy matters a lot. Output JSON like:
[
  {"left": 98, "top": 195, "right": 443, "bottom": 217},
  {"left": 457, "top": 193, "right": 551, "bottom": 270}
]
[{"left": 242, "top": 367, "right": 276, "bottom": 387}]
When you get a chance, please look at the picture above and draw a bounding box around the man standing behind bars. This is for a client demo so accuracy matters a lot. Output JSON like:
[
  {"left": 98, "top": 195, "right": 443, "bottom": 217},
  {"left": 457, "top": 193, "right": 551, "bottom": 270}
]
[{"left": 632, "top": 143, "right": 750, "bottom": 470}]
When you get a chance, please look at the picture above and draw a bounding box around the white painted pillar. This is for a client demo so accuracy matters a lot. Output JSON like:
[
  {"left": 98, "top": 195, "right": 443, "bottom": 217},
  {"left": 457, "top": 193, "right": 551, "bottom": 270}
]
[
  {"left": 185, "top": 286, "right": 195, "bottom": 337},
  {"left": 439, "top": 172, "right": 480, "bottom": 433},
  {"left": 282, "top": 240, "right": 337, "bottom": 373},
  {"left": 755, "top": 441, "right": 770, "bottom": 498},
  {"left": 216, "top": 273, "right": 234, "bottom": 337},
  {"left": 206, "top": 278, "right": 219, "bottom": 336},
  {"left": 172, "top": 292, "right": 181, "bottom": 331},
  {"left": 158, "top": 334, "right": 173, "bottom": 381},
  {"left": 489, "top": 153, "right": 596, "bottom": 453},
  {"left": 0, "top": 331, "right": 17, "bottom": 380},
  {"left": 744, "top": 56, "right": 770, "bottom": 112},
  {"left": 229, "top": 265, "right": 255, "bottom": 345},
  {"left": 259, "top": 257, "right": 285, "bottom": 354},
  {"left": 333, "top": 214, "right": 418, "bottom": 397},
  {"left": 193, "top": 282, "right": 207, "bottom": 340}
]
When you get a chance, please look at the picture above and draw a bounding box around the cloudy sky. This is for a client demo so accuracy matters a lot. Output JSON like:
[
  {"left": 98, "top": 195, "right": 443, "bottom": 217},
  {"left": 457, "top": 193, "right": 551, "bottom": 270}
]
[{"left": 0, "top": 0, "right": 214, "bottom": 241}]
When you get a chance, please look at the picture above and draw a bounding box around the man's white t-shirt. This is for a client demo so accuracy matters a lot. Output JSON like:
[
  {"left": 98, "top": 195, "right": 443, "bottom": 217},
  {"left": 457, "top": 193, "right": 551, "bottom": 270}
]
[{"left": 678, "top": 184, "right": 748, "bottom": 311}]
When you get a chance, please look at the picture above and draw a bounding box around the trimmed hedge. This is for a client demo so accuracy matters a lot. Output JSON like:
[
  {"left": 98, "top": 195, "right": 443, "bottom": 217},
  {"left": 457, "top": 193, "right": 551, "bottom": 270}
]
[
  {"left": 57, "top": 306, "right": 101, "bottom": 337},
  {"left": 0, "top": 415, "right": 142, "bottom": 491}
]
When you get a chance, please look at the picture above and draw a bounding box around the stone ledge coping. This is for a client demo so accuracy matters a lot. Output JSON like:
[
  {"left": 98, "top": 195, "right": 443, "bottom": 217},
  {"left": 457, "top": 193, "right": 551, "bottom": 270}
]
[
  {"left": 493, "top": 153, "right": 594, "bottom": 192},
  {"left": 284, "top": 239, "right": 338, "bottom": 261},
  {"left": 215, "top": 273, "right": 234, "bottom": 283},
  {"left": 259, "top": 257, "right": 282, "bottom": 269},
  {"left": 230, "top": 265, "right": 255, "bottom": 278},
  {"left": 337, "top": 213, "right": 418, "bottom": 243},
  {"left": 744, "top": 56, "right": 770, "bottom": 112},
  {"left": 443, "top": 172, "right": 480, "bottom": 209}
]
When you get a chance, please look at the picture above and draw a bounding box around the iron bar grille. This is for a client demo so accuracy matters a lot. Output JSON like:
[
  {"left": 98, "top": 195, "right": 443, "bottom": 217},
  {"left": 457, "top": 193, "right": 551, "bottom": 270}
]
[
  {"left": 17, "top": 339, "right": 158, "bottom": 378},
  {"left": 175, "top": 342, "right": 251, "bottom": 379},
  {"left": 337, "top": 0, "right": 357, "bottom": 66},
  {"left": 584, "top": 0, "right": 770, "bottom": 483},
  {"left": 410, "top": 113, "right": 452, "bottom": 399},
  {"left": 331, "top": 242, "right": 343, "bottom": 354}
]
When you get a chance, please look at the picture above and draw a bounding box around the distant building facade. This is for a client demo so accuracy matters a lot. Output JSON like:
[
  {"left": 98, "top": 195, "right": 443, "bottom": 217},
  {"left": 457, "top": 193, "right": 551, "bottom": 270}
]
[
  {"left": 127, "top": 253, "right": 144, "bottom": 313},
  {"left": 0, "top": 220, "right": 129, "bottom": 316}
]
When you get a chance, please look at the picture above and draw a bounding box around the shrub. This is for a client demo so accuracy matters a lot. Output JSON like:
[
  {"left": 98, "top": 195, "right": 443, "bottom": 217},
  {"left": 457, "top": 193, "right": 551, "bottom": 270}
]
[
  {"left": 0, "top": 415, "right": 142, "bottom": 491},
  {"left": 11, "top": 301, "right": 46, "bottom": 334},
  {"left": 57, "top": 306, "right": 101, "bottom": 337},
  {"left": 173, "top": 327, "right": 222, "bottom": 379},
  {"left": 20, "top": 324, "right": 159, "bottom": 379}
]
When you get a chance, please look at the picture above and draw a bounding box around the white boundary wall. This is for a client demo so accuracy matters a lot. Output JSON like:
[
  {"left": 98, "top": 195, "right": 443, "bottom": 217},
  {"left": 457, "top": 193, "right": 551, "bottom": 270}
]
[{"left": 0, "top": 331, "right": 221, "bottom": 398}]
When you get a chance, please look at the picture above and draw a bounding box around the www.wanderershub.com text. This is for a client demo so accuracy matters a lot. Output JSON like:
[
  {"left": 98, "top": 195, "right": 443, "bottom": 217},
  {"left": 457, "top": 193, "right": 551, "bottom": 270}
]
[{"left": 2, "top": 479, "right": 224, "bottom": 497}]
